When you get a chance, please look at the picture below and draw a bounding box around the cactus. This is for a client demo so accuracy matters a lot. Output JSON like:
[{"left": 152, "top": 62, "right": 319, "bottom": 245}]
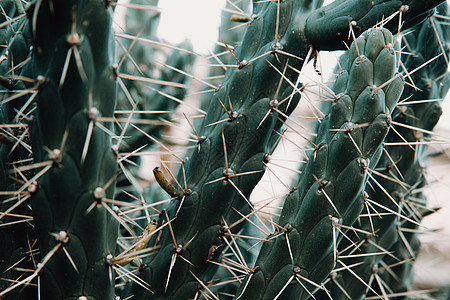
[
  {"left": 0, "top": 0, "right": 449, "bottom": 299},
  {"left": 0, "top": 0, "right": 119, "bottom": 298},
  {"left": 318, "top": 4, "right": 450, "bottom": 299},
  {"left": 233, "top": 26, "right": 404, "bottom": 299}
]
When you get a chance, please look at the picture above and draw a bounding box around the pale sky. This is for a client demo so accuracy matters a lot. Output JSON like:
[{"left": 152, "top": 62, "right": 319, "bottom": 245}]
[{"left": 157, "top": 0, "right": 226, "bottom": 53}]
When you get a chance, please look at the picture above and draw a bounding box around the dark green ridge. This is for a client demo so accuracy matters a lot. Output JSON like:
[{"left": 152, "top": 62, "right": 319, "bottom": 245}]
[
  {"left": 323, "top": 3, "right": 450, "bottom": 299},
  {"left": 27, "top": 1, "right": 118, "bottom": 298}
]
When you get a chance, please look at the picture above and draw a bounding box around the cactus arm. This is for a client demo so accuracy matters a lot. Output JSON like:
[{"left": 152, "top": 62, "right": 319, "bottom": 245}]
[
  {"left": 305, "top": 0, "right": 445, "bottom": 51},
  {"left": 324, "top": 3, "right": 450, "bottom": 299},
  {"left": 234, "top": 27, "right": 404, "bottom": 300},
  {"left": 23, "top": 1, "right": 119, "bottom": 298}
]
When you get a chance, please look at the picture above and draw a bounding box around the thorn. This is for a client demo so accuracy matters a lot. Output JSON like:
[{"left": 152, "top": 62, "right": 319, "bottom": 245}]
[{"left": 224, "top": 41, "right": 246, "bottom": 69}]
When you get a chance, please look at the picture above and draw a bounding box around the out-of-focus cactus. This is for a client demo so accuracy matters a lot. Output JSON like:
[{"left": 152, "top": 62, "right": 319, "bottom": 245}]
[
  {"left": 374, "top": 4, "right": 449, "bottom": 297},
  {"left": 0, "top": 1, "right": 35, "bottom": 298},
  {"left": 113, "top": 0, "right": 196, "bottom": 202},
  {"left": 115, "top": 0, "right": 196, "bottom": 155},
  {"left": 0, "top": 0, "right": 449, "bottom": 299}
]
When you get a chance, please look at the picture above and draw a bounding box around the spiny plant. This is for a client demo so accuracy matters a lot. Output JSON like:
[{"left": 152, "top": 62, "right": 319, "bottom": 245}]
[{"left": 0, "top": 0, "right": 449, "bottom": 299}]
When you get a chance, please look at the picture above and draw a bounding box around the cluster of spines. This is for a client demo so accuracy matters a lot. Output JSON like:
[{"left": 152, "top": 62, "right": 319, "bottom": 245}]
[{"left": 115, "top": 0, "right": 196, "bottom": 155}]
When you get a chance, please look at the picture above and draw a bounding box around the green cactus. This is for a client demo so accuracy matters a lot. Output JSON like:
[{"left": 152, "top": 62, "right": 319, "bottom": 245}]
[
  {"left": 0, "top": 0, "right": 449, "bottom": 299},
  {"left": 372, "top": 5, "right": 449, "bottom": 298},
  {"left": 4, "top": 0, "right": 119, "bottom": 298},
  {"left": 126, "top": 1, "right": 445, "bottom": 299},
  {"left": 233, "top": 26, "right": 403, "bottom": 300},
  {"left": 319, "top": 3, "right": 450, "bottom": 299}
]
